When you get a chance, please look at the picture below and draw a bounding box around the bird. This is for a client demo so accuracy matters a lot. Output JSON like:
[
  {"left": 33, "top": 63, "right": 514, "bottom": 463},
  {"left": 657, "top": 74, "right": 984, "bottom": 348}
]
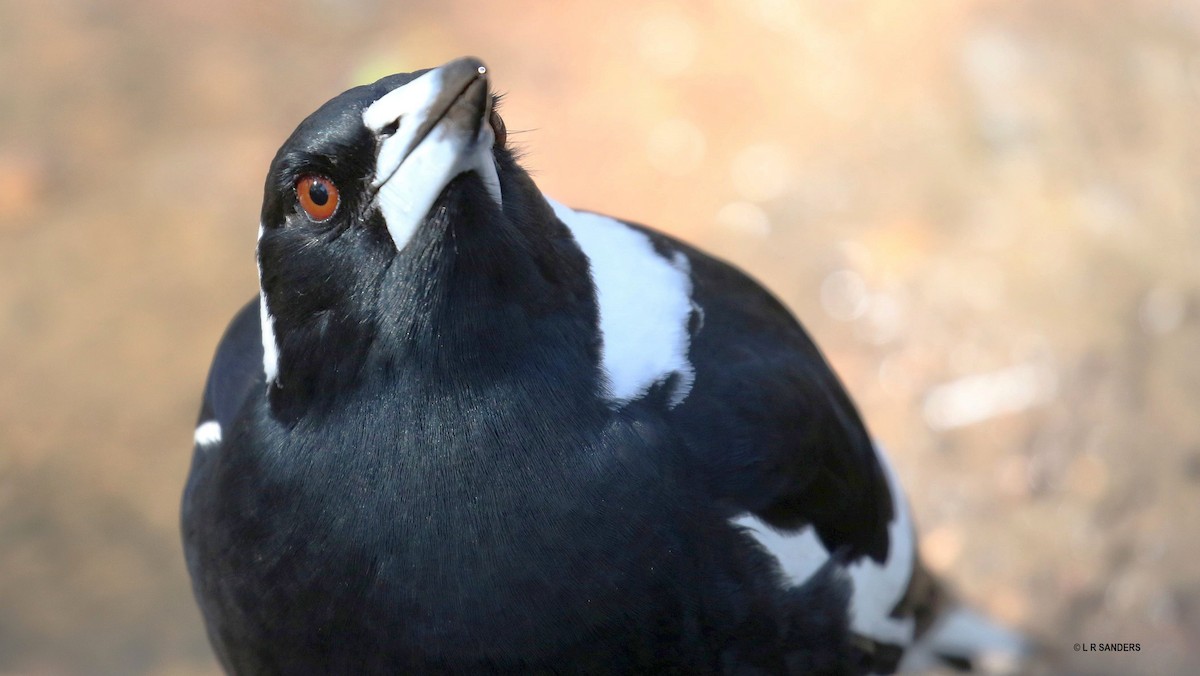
[{"left": 182, "top": 57, "right": 1027, "bottom": 674}]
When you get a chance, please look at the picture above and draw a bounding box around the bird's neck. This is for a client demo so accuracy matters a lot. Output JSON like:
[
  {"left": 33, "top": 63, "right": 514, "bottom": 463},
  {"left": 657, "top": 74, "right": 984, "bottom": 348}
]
[{"left": 267, "top": 199, "right": 601, "bottom": 426}]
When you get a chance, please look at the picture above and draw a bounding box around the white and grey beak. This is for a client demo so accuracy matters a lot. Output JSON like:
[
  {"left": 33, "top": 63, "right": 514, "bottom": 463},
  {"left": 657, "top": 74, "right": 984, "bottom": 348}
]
[{"left": 362, "top": 57, "right": 503, "bottom": 251}]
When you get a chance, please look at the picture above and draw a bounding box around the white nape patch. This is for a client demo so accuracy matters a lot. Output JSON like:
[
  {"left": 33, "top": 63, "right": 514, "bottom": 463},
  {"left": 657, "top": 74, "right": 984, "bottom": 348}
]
[
  {"left": 257, "top": 224, "right": 280, "bottom": 383},
  {"left": 194, "top": 421, "right": 222, "bottom": 447},
  {"left": 733, "top": 443, "right": 917, "bottom": 646},
  {"left": 363, "top": 68, "right": 501, "bottom": 252},
  {"left": 546, "top": 198, "right": 696, "bottom": 408},
  {"left": 259, "top": 293, "right": 279, "bottom": 383}
]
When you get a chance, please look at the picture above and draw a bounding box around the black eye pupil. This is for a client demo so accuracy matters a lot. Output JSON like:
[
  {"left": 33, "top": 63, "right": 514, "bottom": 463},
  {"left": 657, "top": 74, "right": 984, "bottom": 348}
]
[{"left": 308, "top": 180, "right": 329, "bottom": 206}]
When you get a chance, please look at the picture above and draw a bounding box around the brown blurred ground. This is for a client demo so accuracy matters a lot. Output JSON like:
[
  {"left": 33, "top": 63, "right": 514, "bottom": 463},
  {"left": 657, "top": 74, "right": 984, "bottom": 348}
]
[{"left": 2, "top": 1, "right": 1198, "bottom": 674}]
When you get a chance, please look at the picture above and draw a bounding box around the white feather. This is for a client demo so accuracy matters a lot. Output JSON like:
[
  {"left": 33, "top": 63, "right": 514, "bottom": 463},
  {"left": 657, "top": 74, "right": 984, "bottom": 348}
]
[
  {"left": 734, "top": 442, "right": 917, "bottom": 646},
  {"left": 547, "top": 198, "right": 695, "bottom": 408},
  {"left": 193, "top": 421, "right": 222, "bottom": 447},
  {"left": 899, "top": 606, "right": 1030, "bottom": 673},
  {"left": 257, "top": 223, "right": 280, "bottom": 383}
]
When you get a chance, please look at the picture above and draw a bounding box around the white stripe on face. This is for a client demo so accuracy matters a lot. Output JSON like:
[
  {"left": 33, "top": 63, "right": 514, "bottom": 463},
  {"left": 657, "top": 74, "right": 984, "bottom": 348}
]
[
  {"left": 194, "top": 420, "right": 222, "bottom": 447},
  {"left": 362, "top": 68, "right": 501, "bottom": 252},
  {"left": 547, "top": 198, "right": 695, "bottom": 408},
  {"left": 257, "top": 223, "right": 280, "bottom": 383},
  {"left": 733, "top": 443, "right": 917, "bottom": 646}
]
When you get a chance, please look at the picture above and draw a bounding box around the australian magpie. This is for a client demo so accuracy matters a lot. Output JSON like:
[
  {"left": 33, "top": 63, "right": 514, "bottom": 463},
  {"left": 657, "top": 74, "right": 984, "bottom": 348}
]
[{"left": 182, "top": 57, "right": 1026, "bottom": 674}]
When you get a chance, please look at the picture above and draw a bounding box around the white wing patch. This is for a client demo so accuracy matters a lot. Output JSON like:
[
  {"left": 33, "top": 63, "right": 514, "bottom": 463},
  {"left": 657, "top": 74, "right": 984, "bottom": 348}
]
[
  {"left": 733, "top": 443, "right": 917, "bottom": 646},
  {"left": 363, "top": 68, "right": 501, "bottom": 252},
  {"left": 547, "top": 198, "right": 696, "bottom": 408},
  {"left": 194, "top": 421, "right": 222, "bottom": 448},
  {"left": 899, "top": 605, "right": 1030, "bottom": 673}
]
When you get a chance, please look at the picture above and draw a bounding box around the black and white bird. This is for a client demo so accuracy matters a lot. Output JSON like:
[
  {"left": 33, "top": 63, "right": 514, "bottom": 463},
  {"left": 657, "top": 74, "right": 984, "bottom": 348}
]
[{"left": 182, "top": 57, "right": 1026, "bottom": 674}]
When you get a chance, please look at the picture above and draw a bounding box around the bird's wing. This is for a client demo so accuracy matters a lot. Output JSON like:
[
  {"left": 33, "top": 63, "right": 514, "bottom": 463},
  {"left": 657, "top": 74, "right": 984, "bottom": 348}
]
[
  {"left": 632, "top": 224, "right": 894, "bottom": 563},
  {"left": 193, "top": 298, "right": 264, "bottom": 450}
]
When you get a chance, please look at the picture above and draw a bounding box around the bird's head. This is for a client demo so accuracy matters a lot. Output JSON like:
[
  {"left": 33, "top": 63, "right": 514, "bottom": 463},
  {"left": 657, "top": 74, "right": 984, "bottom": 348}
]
[{"left": 256, "top": 58, "right": 594, "bottom": 418}]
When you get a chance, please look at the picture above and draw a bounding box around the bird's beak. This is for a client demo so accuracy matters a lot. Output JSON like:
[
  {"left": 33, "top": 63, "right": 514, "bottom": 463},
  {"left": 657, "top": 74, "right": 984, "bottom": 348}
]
[{"left": 362, "top": 57, "right": 503, "bottom": 250}]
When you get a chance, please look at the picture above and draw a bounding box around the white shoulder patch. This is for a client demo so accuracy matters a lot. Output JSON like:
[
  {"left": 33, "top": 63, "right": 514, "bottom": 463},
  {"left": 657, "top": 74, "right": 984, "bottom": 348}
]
[
  {"left": 194, "top": 420, "right": 222, "bottom": 448},
  {"left": 733, "top": 442, "right": 917, "bottom": 646},
  {"left": 546, "top": 198, "right": 696, "bottom": 408}
]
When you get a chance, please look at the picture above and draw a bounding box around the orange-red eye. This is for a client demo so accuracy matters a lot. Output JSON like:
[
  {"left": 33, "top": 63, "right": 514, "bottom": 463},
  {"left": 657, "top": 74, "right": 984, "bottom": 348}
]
[{"left": 296, "top": 175, "right": 339, "bottom": 221}]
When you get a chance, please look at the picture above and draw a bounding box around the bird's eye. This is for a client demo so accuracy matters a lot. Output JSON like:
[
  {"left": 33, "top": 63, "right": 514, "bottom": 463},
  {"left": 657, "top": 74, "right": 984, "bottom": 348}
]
[
  {"left": 489, "top": 108, "right": 507, "bottom": 149},
  {"left": 296, "top": 175, "right": 340, "bottom": 222}
]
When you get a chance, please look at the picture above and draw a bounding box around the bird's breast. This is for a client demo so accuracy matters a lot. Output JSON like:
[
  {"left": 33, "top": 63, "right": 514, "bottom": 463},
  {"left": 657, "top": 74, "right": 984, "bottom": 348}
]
[{"left": 186, "top": 388, "right": 713, "bottom": 667}]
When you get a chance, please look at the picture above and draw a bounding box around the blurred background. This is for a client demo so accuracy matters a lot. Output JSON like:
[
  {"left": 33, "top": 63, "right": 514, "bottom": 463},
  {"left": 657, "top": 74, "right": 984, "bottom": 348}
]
[{"left": 2, "top": 0, "right": 1198, "bottom": 673}]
